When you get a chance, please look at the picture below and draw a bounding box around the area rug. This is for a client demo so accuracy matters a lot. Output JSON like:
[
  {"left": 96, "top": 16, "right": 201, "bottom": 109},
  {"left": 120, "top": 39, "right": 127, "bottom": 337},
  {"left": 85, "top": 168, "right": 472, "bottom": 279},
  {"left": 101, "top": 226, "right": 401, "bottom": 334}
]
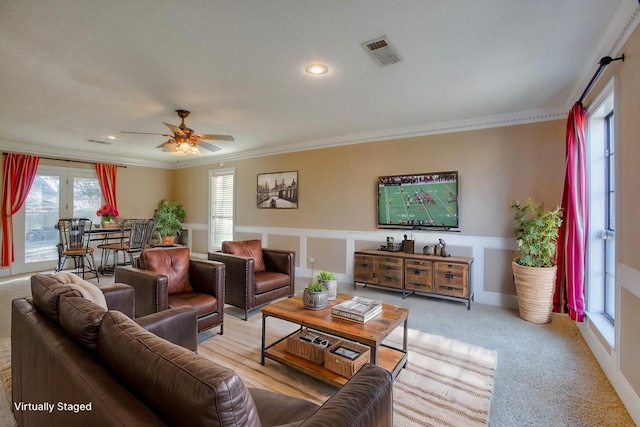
[
  {"left": 0, "top": 315, "right": 497, "bottom": 426},
  {"left": 199, "top": 314, "right": 498, "bottom": 426}
]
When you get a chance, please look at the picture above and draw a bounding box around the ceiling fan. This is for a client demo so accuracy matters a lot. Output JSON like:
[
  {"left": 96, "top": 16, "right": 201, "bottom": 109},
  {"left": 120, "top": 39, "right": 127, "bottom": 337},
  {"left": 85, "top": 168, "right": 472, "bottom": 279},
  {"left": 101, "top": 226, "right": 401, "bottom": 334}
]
[{"left": 122, "top": 109, "right": 234, "bottom": 156}]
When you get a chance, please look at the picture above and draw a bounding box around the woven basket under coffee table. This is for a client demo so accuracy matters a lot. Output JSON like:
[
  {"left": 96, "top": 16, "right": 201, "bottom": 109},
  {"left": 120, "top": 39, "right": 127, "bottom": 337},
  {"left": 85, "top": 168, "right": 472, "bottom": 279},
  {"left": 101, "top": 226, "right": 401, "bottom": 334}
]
[
  {"left": 285, "top": 329, "right": 339, "bottom": 364},
  {"left": 324, "top": 340, "right": 370, "bottom": 378}
]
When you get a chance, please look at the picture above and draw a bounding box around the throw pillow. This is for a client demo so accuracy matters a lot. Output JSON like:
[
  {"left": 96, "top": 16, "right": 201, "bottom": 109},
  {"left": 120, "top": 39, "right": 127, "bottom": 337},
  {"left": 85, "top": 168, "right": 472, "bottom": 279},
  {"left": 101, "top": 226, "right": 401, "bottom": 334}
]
[
  {"left": 51, "top": 272, "right": 108, "bottom": 309},
  {"left": 224, "top": 240, "right": 266, "bottom": 272}
]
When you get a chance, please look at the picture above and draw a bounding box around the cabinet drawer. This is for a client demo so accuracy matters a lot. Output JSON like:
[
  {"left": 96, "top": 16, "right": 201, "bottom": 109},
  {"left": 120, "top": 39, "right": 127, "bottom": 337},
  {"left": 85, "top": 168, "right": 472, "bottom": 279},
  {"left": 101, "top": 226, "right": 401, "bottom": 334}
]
[
  {"left": 354, "top": 271, "right": 375, "bottom": 283},
  {"left": 434, "top": 262, "right": 468, "bottom": 297},
  {"left": 354, "top": 255, "right": 375, "bottom": 271},
  {"left": 405, "top": 260, "right": 432, "bottom": 291},
  {"left": 376, "top": 256, "right": 403, "bottom": 269},
  {"left": 376, "top": 268, "right": 403, "bottom": 289}
]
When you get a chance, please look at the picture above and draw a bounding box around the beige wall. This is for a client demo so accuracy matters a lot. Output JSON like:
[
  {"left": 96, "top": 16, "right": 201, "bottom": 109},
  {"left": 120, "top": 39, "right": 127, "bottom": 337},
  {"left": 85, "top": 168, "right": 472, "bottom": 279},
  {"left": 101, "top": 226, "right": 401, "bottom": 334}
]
[
  {"left": 173, "top": 119, "right": 565, "bottom": 310},
  {"left": 117, "top": 165, "right": 174, "bottom": 219},
  {"left": 177, "top": 119, "right": 565, "bottom": 237}
]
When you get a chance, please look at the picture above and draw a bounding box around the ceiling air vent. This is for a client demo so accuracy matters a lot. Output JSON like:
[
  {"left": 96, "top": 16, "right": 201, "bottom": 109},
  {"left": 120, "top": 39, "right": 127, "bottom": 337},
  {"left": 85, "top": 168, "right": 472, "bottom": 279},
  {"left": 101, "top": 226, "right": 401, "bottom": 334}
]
[{"left": 361, "top": 36, "right": 402, "bottom": 66}]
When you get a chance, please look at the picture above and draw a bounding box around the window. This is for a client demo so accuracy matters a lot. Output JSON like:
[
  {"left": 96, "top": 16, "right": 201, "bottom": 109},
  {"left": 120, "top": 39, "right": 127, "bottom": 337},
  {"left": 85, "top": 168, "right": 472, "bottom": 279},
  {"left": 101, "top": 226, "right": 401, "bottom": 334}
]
[
  {"left": 21, "top": 167, "right": 100, "bottom": 270},
  {"left": 587, "top": 81, "right": 616, "bottom": 330},
  {"left": 209, "top": 168, "right": 234, "bottom": 251},
  {"left": 603, "top": 111, "right": 615, "bottom": 321}
]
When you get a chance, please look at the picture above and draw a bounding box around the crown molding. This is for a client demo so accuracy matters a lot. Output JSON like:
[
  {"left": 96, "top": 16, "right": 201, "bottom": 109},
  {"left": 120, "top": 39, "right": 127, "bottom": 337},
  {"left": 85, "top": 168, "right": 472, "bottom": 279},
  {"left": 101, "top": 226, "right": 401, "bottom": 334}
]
[
  {"left": 566, "top": 0, "right": 640, "bottom": 107},
  {"left": 176, "top": 105, "right": 568, "bottom": 168},
  {"left": 0, "top": 140, "right": 174, "bottom": 169}
]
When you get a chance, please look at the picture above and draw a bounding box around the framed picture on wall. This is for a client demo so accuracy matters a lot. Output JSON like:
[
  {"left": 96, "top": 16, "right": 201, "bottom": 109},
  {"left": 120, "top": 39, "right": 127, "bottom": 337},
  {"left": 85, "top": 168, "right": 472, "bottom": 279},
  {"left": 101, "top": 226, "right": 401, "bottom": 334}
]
[{"left": 257, "top": 171, "right": 298, "bottom": 209}]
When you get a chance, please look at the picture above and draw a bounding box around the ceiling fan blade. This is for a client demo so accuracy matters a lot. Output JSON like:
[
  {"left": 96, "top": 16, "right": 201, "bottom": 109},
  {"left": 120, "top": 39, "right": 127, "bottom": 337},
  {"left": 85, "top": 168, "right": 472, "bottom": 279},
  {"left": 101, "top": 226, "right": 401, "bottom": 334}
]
[
  {"left": 122, "top": 131, "right": 173, "bottom": 137},
  {"left": 163, "top": 122, "right": 185, "bottom": 136},
  {"left": 196, "top": 133, "right": 235, "bottom": 142},
  {"left": 195, "top": 140, "right": 222, "bottom": 152}
]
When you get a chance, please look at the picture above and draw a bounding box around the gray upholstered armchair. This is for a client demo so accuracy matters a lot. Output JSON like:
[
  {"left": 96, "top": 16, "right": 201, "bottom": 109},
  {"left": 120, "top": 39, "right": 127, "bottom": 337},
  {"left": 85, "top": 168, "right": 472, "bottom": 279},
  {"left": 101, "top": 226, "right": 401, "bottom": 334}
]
[{"left": 207, "top": 240, "right": 295, "bottom": 320}]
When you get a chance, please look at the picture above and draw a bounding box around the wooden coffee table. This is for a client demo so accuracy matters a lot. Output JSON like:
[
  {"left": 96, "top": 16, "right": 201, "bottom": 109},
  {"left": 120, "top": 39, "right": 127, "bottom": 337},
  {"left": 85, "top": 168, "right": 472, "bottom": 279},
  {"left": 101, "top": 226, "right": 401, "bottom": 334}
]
[{"left": 261, "top": 292, "right": 409, "bottom": 387}]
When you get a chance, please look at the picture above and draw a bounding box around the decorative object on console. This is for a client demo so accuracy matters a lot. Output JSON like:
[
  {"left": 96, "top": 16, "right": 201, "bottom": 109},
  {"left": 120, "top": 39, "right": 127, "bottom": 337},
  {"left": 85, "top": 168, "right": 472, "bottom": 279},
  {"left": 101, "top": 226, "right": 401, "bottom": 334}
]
[
  {"left": 402, "top": 234, "right": 414, "bottom": 253},
  {"left": 153, "top": 199, "right": 185, "bottom": 245},
  {"left": 331, "top": 295, "right": 382, "bottom": 323},
  {"left": 302, "top": 281, "right": 328, "bottom": 310},
  {"left": 510, "top": 198, "right": 563, "bottom": 324},
  {"left": 434, "top": 238, "right": 451, "bottom": 257},
  {"left": 316, "top": 270, "right": 337, "bottom": 300},
  {"left": 257, "top": 170, "right": 298, "bottom": 209}
]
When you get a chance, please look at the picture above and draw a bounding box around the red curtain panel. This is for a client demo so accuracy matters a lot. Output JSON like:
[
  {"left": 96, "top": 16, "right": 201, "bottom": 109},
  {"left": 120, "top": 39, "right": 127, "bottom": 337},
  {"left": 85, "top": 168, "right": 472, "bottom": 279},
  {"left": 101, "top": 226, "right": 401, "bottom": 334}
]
[
  {"left": 554, "top": 102, "right": 588, "bottom": 321},
  {"left": 95, "top": 163, "right": 118, "bottom": 209},
  {"left": 1, "top": 153, "right": 40, "bottom": 266}
]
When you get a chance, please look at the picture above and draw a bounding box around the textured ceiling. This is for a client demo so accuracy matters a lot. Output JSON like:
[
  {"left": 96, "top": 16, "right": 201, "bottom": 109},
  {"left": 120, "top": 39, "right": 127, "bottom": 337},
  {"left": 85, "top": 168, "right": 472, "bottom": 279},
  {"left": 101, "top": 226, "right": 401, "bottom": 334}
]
[{"left": 0, "top": 0, "right": 636, "bottom": 168}]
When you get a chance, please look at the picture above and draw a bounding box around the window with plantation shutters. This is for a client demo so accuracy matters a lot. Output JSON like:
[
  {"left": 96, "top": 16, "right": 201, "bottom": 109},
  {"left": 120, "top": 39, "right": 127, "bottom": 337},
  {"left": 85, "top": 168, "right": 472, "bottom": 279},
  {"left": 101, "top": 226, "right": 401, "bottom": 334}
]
[{"left": 209, "top": 168, "right": 234, "bottom": 251}]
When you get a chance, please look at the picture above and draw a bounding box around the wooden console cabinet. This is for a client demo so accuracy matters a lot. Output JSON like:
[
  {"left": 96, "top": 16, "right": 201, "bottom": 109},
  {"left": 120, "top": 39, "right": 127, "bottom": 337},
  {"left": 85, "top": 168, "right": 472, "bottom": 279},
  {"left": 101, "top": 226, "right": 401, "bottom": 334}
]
[{"left": 354, "top": 250, "right": 474, "bottom": 309}]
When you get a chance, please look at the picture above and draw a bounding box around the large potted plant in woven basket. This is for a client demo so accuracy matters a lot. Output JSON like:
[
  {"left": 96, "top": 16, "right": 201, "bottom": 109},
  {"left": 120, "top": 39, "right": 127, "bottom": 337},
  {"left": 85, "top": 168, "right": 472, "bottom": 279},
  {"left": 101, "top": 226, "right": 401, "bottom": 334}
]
[{"left": 511, "top": 198, "right": 563, "bottom": 324}]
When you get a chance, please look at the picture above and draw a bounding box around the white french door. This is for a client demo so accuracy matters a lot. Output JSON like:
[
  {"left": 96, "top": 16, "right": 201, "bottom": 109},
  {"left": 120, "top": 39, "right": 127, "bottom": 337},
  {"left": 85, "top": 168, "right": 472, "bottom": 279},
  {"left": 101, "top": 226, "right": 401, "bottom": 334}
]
[{"left": 10, "top": 166, "right": 101, "bottom": 275}]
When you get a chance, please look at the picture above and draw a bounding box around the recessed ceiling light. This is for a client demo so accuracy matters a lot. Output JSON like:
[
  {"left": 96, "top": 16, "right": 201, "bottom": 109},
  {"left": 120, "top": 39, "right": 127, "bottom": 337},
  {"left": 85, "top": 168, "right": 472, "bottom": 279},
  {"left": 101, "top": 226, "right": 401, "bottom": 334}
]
[
  {"left": 305, "top": 64, "right": 329, "bottom": 75},
  {"left": 107, "top": 135, "right": 118, "bottom": 140}
]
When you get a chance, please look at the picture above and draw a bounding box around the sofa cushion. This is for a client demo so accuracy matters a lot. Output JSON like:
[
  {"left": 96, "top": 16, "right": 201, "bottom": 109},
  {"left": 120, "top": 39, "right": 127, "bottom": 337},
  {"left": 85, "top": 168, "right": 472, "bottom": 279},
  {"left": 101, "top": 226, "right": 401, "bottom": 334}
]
[
  {"left": 143, "top": 247, "right": 193, "bottom": 294},
  {"left": 31, "top": 274, "right": 83, "bottom": 323},
  {"left": 168, "top": 292, "right": 217, "bottom": 317},
  {"left": 99, "top": 311, "right": 261, "bottom": 427},
  {"left": 51, "top": 272, "right": 108, "bottom": 309},
  {"left": 249, "top": 388, "right": 319, "bottom": 426},
  {"left": 59, "top": 295, "right": 106, "bottom": 356},
  {"left": 254, "top": 271, "right": 291, "bottom": 294},
  {"left": 223, "top": 240, "right": 265, "bottom": 272}
]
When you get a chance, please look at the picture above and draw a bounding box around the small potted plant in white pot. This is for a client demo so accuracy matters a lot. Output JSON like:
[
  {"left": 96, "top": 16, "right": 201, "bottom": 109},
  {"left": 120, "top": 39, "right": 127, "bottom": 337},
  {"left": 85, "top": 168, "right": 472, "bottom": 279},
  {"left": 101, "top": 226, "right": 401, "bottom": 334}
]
[
  {"left": 316, "top": 270, "right": 337, "bottom": 300},
  {"left": 511, "top": 198, "right": 563, "bottom": 324},
  {"left": 302, "top": 281, "right": 328, "bottom": 310}
]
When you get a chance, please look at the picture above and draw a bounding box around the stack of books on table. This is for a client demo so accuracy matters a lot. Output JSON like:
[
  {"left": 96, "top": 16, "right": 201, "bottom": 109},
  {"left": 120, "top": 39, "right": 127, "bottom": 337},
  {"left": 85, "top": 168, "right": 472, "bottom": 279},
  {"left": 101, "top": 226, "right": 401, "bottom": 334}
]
[{"left": 331, "top": 296, "right": 383, "bottom": 323}]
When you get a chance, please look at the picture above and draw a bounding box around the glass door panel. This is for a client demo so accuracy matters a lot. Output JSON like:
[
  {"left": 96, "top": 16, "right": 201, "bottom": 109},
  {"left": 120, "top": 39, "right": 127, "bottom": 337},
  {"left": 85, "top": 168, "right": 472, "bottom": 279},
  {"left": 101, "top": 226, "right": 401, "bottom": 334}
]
[{"left": 25, "top": 175, "right": 60, "bottom": 263}]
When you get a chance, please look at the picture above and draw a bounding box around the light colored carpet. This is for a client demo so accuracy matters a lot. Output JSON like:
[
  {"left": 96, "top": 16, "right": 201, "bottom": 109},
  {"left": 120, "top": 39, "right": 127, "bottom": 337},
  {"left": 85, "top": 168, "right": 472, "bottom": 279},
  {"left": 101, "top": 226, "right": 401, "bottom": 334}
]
[
  {"left": 201, "top": 314, "right": 497, "bottom": 426},
  {"left": 1, "top": 273, "right": 635, "bottom": 426}
]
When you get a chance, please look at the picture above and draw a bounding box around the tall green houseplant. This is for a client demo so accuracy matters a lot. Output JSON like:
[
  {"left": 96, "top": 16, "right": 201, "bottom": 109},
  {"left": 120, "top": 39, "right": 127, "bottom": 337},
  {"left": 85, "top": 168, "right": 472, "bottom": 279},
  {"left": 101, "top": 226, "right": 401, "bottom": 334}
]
[
  {"left": 511, "top": 198, "right": 563, "bottom": 267},
  {"left": 154, "top": 199, "right": 186, "bottom": 238},
  {"left": 510, "top": 198, "right": 563, "bottom": 324}
]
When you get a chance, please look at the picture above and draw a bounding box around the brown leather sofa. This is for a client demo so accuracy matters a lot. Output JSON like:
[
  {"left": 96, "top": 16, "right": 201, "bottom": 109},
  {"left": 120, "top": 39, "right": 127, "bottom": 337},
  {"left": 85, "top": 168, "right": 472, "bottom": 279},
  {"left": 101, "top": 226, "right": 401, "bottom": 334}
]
[
  {"left": 208, "top": 240, "right": 295, "bottom": 320},
  {"left": 115, "top": 246, "right": 225, "bottom": 333},
  {"left": 11, "top": 275, "right": 394, "bottom": 427}
]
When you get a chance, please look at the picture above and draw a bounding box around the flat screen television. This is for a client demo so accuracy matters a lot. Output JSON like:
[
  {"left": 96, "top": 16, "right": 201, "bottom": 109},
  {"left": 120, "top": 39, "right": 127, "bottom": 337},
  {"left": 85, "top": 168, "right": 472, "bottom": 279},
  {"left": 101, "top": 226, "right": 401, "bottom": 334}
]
[{"left": 377, "top": 171, "right": 459, "bottom": 229}]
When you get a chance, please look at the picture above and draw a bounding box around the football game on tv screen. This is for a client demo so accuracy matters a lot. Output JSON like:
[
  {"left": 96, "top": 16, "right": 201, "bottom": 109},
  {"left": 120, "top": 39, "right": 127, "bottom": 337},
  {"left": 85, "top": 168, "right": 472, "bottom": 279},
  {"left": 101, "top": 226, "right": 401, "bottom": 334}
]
[{"left": 377, "top": 171, "right": 459, "bottom": 229}]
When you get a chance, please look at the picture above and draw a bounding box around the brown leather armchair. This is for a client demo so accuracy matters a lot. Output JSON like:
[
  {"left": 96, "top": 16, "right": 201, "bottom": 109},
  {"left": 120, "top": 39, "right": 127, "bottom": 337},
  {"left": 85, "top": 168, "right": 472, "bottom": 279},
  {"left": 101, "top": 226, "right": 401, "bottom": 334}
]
[
  {"left": 207, "top": 239, "right": 295, "bottom": 320},
  {"left": 115, "top": 246, "right": 225, "bottom": 334}
]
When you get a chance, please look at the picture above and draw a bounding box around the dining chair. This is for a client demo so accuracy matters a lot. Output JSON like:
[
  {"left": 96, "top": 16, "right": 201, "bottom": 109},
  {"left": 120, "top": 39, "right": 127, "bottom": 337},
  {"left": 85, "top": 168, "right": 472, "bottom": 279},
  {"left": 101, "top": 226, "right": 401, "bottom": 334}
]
[
  {"left": 98, "top": 219, "right": 155, "bottom": 273},
  {"left": 56, "top": 218, "right": 99, "bottom": 282}
]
